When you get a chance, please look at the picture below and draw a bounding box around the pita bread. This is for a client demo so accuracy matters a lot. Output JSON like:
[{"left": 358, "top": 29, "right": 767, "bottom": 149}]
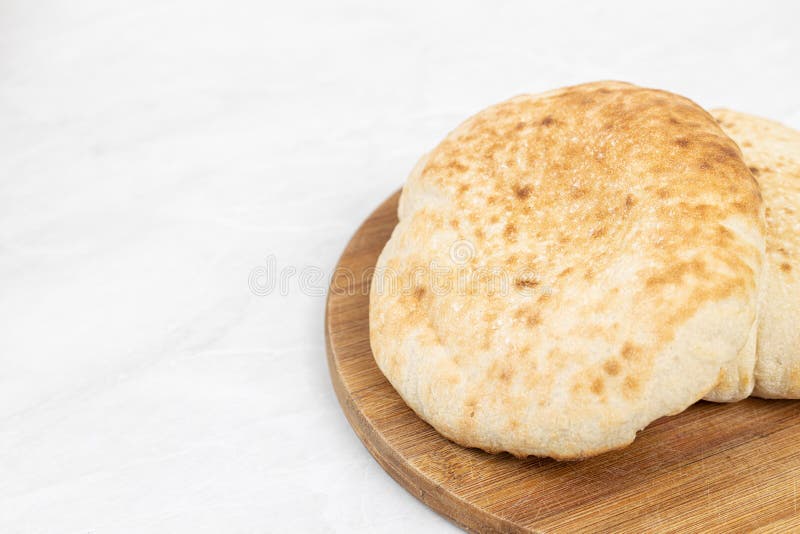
[
  {"left": 370, "top": 82, "right": 765, "bottom": 459},
  {"left": 713, "top": 109, "right": 800, "bottom": 399}
]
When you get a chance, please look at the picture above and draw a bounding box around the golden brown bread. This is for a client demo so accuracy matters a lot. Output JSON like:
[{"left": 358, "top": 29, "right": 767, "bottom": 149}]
[
  {"left": 370, "top": 82, "right": 765, "bottom": 459},
  {"left": 713, "top": 109, "right": 800, "bottom": 398}
]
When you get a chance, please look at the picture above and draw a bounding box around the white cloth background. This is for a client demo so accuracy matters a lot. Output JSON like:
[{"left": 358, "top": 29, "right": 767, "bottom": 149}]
[{"left": 2, "top": 1, "right": 799, "bottom": 532}]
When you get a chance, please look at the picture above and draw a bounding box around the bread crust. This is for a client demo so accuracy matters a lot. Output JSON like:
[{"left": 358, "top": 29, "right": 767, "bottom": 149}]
[
  {"left": 713, "top": 109, "right": 800, "bottom": 399},
  {"left": 370, "top": 82, "right": 765, "bottom": 459}
]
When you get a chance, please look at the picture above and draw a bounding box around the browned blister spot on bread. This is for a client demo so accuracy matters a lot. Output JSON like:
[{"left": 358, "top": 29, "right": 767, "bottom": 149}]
[
  {"left": 515, "top": 278, "right": 539, "bottom": 289},
  {"left": 488, "top": 360, "right": 515, "bottom": 384},
  {"left": 623, "top": 376, "right": 640, "bottom": 398},
  {"left": 621, "top": 342, "right": 641, "bottom": 361},
  {"left": 603, "top": 359, "right": 621, "bottom": 376},
  {"left": 590, "top": 377, "right": 605, "bottom": 395},
  {"left": 514, "top": 184, "right": 532, "bottom": 199},
  {"left": 504, "top": 223, "right": 517, "bottom": 242}
]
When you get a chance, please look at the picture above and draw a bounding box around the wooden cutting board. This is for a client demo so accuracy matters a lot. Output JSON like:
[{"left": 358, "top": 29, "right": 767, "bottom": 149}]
[{"left": 325, "top": 190, "right": 800, "bottom": 533}]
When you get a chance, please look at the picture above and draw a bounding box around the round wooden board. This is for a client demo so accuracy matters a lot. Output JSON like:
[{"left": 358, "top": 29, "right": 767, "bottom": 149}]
[{"left": 325, "top": 191, "right": 800, "bottom": 533}]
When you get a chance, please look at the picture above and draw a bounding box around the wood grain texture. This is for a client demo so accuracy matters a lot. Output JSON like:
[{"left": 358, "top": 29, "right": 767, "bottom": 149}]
[{"left": 325, "top": 191, "right": 800, "bottom": 533}]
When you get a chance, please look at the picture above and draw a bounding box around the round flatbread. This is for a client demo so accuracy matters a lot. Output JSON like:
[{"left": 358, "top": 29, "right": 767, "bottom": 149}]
[
  {"left": 370, "top": 82, "right": 765, "bottom": 459},
  {"left": 713, "top": 109, "right": 800, "bottom": 399}
]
